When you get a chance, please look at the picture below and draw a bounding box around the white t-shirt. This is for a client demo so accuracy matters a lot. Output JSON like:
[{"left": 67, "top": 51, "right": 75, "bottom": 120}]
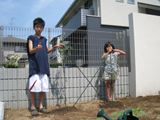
[{"left": 103, "top": 52, "right": 119, "bottom": 73}]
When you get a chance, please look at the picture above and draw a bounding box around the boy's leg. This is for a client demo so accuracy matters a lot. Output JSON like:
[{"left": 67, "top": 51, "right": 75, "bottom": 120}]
[
  {"left": 39, "top": 74, "right": 50, "bottom": 113},
  {"left": 39, "top": 92, "right": 45, "bottom": 110},
  {"left": 30, "top": 92, "right": 39, "bottom": 116},
  {"left": 106, "top": 81, "right": 110, "bottom": 99},
  {"left": 30, "top": 92, "right": 36, "bottom": 110},
  {"left": 29, "top": 74, "right": 41, "bottom": 116},
  {"left": 39, "top": 91, "right": 50, "bottom": 113}
]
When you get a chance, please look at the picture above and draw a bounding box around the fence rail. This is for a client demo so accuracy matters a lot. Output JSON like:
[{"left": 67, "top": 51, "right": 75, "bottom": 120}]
[{"left": 0, "top": 26, "right": 129, "bottom": 109}]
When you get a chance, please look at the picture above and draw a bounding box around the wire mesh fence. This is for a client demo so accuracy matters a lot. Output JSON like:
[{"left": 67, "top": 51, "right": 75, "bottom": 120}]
[
  {"left": 0, "top": 26, "right": 130, "bottom": 109},
  {"left": 0, "top": 26, "right": 129, "bottom": 67}
]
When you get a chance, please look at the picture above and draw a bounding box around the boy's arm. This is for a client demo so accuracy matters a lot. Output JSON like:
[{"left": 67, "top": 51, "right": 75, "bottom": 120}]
[
  {"left": 28, "top": 39, "right": 42, "bottom": 54},
  {"left": 113, "top": 49, "right": 126, "bottom": 56},
  {"left": 46, "top": 44, "right": 63, "bottom": 54}
]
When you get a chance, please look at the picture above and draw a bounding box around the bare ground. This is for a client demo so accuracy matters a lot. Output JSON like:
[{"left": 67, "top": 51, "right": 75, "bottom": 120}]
[{"left": 4, "top": 95, "right": 160, "bottom": 120}]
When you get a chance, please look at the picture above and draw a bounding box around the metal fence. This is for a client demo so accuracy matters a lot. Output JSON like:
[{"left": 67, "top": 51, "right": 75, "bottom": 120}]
[{"left": 0, "top": 26, "right": 130, "bottom": 109}]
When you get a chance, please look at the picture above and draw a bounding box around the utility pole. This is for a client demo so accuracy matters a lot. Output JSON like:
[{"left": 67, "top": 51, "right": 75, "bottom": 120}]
[
  {"left": 9, "top": 17, "right": 17, "bottom": 36},
  {"left": 9, "top": 17, "right": 17, "bottom": 26}
]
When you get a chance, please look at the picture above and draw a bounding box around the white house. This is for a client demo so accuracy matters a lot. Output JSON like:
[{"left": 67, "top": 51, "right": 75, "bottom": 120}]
[
  {"left": 56, "top": 0, "right": 160, "bottom": 30},
  {"left": 50, "top": 35, "right": 62, "bottom": 63},
  {"left": 56, "top": 0, "right": 160, "bottom": 97}
]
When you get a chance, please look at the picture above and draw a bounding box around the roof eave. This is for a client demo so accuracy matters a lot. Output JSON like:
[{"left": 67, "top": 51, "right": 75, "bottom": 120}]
[{"left": 55, "top": 0, "right": 87, "bottom": 27}]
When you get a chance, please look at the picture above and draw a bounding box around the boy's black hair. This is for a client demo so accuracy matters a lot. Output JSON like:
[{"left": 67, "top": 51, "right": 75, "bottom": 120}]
[
  {"left": 33, "top": 17, "right": 45, "bottom": 27},
  {"left": 104, "top": 42, "right": 115, "bottom": 53}
]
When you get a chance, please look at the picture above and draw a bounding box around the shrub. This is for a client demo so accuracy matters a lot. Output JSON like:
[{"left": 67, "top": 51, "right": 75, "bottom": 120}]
[
  {"left": 4, "top": 54, "right": 22, "bottom": 68},
  {"left": 50, "top": 63, "right": 62, "bottom": 68}
]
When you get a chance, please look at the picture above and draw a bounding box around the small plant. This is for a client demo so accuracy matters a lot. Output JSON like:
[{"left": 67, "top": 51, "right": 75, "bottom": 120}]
[
  {"left": 58, "top": 33, "right": 72, "bottom": 108},
  {"left": 4, "top": 54, "right": 22, "bottom": 68},
  {"left": 120, "top": 89, "right": 125, "bottom": 96},
  {"left": 111, "top": 107, "right": 147, "bottom": 118}
]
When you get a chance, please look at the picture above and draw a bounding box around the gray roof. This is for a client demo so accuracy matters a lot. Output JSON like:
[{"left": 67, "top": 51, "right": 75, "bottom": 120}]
[{"left": 2, "top": 36, "right": 27, "bottom": 43}]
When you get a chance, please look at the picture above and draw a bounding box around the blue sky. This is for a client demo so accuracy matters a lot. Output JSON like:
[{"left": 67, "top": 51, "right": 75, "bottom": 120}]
[{"left": 0, "top": 0, "right": 74, "bottom": 28}]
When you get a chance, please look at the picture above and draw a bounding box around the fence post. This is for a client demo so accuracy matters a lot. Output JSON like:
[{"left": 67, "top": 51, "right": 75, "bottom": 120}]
[
  {"left": 48, "top": 28, "right": 51, "bottom": 63},
  {"left": 0, "top": 26, "right": 3, "bottom": 67}
]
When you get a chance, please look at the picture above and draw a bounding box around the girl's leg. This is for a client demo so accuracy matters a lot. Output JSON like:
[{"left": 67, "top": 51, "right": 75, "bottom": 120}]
[
  {"left": 106, "top": 80, "right": 111, "bottom": 99},
  {"left": 30, "top": 92, "right": 36, "bottom": 110},
  {"left": 39, "top": 92, "right": 45, "bottom": 110},
  {"left": 110, "top": 80, "right": 115, "bottom": 99}
]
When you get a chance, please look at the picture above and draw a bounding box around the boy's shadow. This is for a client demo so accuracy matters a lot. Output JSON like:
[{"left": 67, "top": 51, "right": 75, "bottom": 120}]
[
  {"left": 95, "top": 67, "right": 106, "bottom": 100},
  {"left": 49, "top": 68, "right": 65, "bottom": 106}
]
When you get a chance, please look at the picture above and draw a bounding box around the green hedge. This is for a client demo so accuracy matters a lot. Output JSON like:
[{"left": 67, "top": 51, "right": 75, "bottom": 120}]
[
  {"left": 2, "top": 64, "right": 21, "bottom": 68},
  {"left": 50, "top": 63, "right": 62, "bottom": 68}
]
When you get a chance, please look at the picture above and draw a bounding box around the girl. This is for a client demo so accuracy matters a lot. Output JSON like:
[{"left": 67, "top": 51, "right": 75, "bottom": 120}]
[{"left": 101, "top": 42, "right": 125, "bottom": 101}]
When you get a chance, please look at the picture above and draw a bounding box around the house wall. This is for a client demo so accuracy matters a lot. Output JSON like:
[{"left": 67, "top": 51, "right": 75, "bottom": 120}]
[
  {"left": 100, "top": 0, "right": 138, "bottom": 27},
  {"left": 129, "top": 13, "right": 160, "bottom": 98},
  {"left": 63, "top": 9, "right": 94, "bottom": 30},
  {"left": 86, "top": 16, "right": 129, "bottom": 67},
  {"left": 3, "top": 44, "right": 27, "bottom": 59},
  {"left": 137, "top": 0, "right": 160, "bottom": 6},
  {"left": 100, "top": 0, "right": 160, "bottom": 27},
  {"left": 93, "top": 0, "right": 101, "bottom": 16}
]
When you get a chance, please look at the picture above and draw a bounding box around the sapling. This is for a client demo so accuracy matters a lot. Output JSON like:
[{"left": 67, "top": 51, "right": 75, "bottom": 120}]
[{"left": 58, "top": 33, "right": 72, "bottom": 107}]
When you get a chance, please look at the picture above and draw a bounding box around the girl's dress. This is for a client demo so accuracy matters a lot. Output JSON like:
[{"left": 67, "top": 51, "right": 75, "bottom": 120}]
[{"left": 102, "top": 52, "right": 119, "bottom": 80}]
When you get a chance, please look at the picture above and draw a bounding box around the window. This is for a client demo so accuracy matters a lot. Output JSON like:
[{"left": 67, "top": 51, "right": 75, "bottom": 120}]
[
  {"left": 128, "top": 0, "right": 134, "bottom": 4},
  {"left": 15, "top": 46, "right": 26, "bottom": 52},
  {"left": 116, "top": 0, "right": 124, "bottom": 2}
]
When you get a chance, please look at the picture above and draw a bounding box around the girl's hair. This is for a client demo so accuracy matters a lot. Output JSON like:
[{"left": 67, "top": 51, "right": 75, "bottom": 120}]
[
  {"left": 33, "top": 17, "right": 45, "bottom": 27},
  {"left": 104, "top": 42, "right": 115, "bottom": 53}
]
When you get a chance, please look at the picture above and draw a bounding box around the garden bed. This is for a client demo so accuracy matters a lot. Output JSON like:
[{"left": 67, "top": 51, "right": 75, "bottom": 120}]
[{"left": 4, "top": 95, "right": 160, "bottom": 120}]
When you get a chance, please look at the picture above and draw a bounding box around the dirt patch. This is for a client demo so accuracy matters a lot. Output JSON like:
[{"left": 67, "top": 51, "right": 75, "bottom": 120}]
[{"left": 4, "top": 95, "right": 160, "bottom": 120}]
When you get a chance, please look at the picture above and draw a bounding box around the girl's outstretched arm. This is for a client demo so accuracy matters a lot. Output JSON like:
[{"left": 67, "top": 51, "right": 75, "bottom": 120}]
[
  {"left": 101, "top": 51, "right": 110, "bottom": 60},
  {"left": 101, "top": 47, "right": 113, "bottom": 60},
  {"left": 113, "top": 49, "right": 125, "bottom": 56}
]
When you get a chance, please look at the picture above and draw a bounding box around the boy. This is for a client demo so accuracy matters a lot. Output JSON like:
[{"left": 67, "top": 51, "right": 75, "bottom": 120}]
[{"left": 27, "top": 17, "right": 63, "bottom": 116}]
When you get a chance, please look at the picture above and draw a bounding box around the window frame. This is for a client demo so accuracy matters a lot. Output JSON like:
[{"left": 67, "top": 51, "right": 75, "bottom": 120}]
[
  {"left": 15, "top": 45, "right": 26, "bottom": 53},
  {"left": 127, "top": 0, "right": 135, "bottom": 4},
  {"left": 116, "top": 0, "right": 124, "bottom": 3}
]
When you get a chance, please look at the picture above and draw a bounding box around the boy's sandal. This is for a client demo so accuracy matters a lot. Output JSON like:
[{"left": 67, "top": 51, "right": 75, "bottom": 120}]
[
  {"left": 39, "top": 108, "right": 50, "bottom": 113},
  {"left": 30, "top": 109, "right": 39, "bottom": 116}
]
